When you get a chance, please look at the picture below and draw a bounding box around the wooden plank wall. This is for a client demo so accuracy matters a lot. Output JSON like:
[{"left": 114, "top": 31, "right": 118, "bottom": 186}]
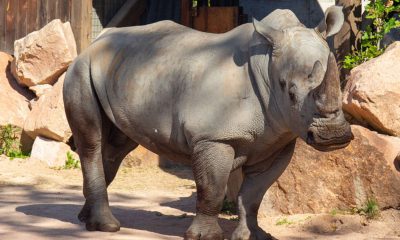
[
  {"left": 71, "top": 0, "right": 92, "bottom": 53},
  {"left": 192, "top": 7, "right": 239, "bottom": 33},
  {"left": 0, "top": 0, "right": 92, "bottom": 54}
]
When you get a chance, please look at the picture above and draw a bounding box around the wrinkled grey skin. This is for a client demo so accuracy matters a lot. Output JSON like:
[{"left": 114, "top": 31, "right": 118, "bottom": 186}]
[{"left": 63, "top": 6, "right": 353, "bottom": 240}]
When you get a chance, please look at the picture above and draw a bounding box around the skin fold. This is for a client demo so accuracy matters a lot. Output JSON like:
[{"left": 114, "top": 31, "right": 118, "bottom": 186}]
[{"left": 63, "top": 6, "right": 352, "bottom": 240}]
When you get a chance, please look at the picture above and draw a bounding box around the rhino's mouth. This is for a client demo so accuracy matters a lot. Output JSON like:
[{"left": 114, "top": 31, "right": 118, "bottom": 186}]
[{"left": 306, "top": 121, "right": 353, "bottom": 152}]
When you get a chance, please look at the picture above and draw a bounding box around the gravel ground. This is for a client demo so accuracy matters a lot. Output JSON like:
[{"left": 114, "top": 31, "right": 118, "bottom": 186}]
[{"left": 0, "top": 156, "right": 399, "bottom": 240}]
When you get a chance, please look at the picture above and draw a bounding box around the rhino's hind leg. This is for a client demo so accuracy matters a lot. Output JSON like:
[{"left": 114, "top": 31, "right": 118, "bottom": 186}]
[
  {"left": 78, "top": 127, "right": 138, "bottom": 222},
  {"left": 231, "top": 140, "right": 296, "bottom": 240},
  {"left": 103, "top": 126, "right": 139, "bottom": 185},
  {"left": 78, "top": 126, "right": 138, "bottom": 223},
  {"left": 185, "top": 142, "right": 234, "bottom": 240},
  {"left": 64, "top": 69, "right": 121, "bottom": 232}
]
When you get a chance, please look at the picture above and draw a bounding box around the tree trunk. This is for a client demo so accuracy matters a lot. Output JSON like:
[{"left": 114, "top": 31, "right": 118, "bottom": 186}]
[{"left": 334, "top": 0, "right": 362, "bottom": 84}]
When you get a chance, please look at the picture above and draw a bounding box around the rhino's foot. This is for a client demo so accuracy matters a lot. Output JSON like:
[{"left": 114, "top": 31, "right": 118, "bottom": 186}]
[
  {"left": 231, "top": 225, "right": 273, "bottom": 240},
  {"left": 184, "top": 232, "right": 223, "bottom": 240},
  {"left": 86, "top": 214, "right": 120, "bottom": 232},
  {"left": 82, "top": 204, "right": 120, "bottom": 232},
  {"left": 78, "top": 202, "right": 90, "bottom": 222},
  {"left": 184, "top": 214, "right": 223, "bottom": 240},
  {"left": 86, "top": 220, "right": 120, "bottom": 232}
]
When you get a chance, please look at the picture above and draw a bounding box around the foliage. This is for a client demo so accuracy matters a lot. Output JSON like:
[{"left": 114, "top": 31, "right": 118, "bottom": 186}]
[
  {"left": 64, "top": 151, "right": 80, "bottom": 169},
  {"left": 330, "top": 198, "right": 379, "bottom": 220},
  {"left": 357, "top": 198, "right": 380, "bottom": 219},
  {"left": 0, "top": 124, "right": 29, "bottom": 159},
  {"left": 343, "top": 0, "right": 400, "bottom": 69},
  {"left": 330, "top": 209, "right": 338, "bottom": 216},
  {"left": 221, "top": 199, "right": 237, "bottom": 215},
  {"left": 275, "top": 217, "right": 294, "bottom": 226},
  {"left": 330, "top": 208, "right": 354, "bottom": 216}
]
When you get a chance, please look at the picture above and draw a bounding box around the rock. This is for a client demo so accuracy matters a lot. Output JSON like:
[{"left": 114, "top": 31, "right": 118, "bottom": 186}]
[
  {"left": 29, "top": 84, "right": 53, "bottom": 98},
  {"left": 30, "top": 136, "right": 78, "bottom": 167},
  {"left": 260, "top": 125, "right": 400, "bottom": 215},
  {"left": 23, "top": 73, "right": 71, "bottom": 145},
  {"left": 28, "top": 98, "right": 39, "bottom": 110},
  {"left": 343, "top": 41, "right": 400, "bottom": 136},
  {"left": 123, "top": 146, "right": 187, "bottom": 168},
  {"left": 123, "top": 145, "right": 160, "bottom": 167},
  {"left": 0, "top": 52, "right": 33, "bottom": 128},
  {"left": 12, "top": 19, "right": 77, "bottom": 87},
  {"left": 62, "top": 22, "right": 78, "bottom": 57}
]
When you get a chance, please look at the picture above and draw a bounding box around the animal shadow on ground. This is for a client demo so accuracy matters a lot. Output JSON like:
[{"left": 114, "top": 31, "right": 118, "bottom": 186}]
[
  {"left": 16, "top": 203, "right": 237, "bottom": 237},
  {"left": 14, "top": 187, "right": 237, "bottom": 238},
  {"left": 17, "top": 203, "right": 193, "bottom": 237}
]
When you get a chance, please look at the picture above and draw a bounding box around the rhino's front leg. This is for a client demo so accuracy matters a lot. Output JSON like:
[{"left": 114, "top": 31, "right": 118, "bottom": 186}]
[
  {"left": 232, "top": 140, "right": 296, "bottom": 240},
  {"left": 185, "top": 141, "right": 234, "bottom": 240}
]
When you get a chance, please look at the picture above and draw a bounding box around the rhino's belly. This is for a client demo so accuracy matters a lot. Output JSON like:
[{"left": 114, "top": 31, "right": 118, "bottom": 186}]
[
  {"left": 243, "top": 133, "right": 296, "bottom": 168},
  {"left": 122, "top": 121, "right": 191, "bottom": 163},
  {"left": 106, "top": 91, "right": 192, "bottom": 164}
]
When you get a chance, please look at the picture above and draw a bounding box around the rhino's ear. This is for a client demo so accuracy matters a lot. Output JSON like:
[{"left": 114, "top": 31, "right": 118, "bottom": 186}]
[
  {"left": 315, "top": 6, "right": 344, "bottom": 38},
  {"left": 253, "top": 18, "right": 284, "bottom": 45}
]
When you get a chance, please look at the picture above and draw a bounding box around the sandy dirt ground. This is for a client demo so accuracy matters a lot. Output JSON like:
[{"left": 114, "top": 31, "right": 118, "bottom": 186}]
[{"left": 1, "top": 156, "right": 400, "bottom": 240}]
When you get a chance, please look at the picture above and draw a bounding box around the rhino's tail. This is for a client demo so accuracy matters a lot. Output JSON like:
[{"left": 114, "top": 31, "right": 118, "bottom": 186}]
[
  {"left": 87, "top": 62, "right": 119, "bottom": 127},
  {"left": 63, "top": 53, "right": 106, "bottom": 133},
  {"left": 64, "top": 51, "right": 119, "bottom": 134}
]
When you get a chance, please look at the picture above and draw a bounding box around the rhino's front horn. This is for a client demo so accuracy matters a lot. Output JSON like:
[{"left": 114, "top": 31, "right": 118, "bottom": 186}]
[{"left": 314, "top": 52, "right": 341, "bottom": 115}]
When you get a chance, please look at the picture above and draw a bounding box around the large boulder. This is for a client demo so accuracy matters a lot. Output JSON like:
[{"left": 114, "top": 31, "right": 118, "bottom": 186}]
[
  {"left": 0, "top": 52, "right": 33, "bottom": 128},
  {"left": 30, "top": 136, "right": 78, "bottom": 167},
  {"left": 260, "top": 125, "right": 400, "bottom": 215},
  {"left": 123, "top": 145, "right": 161, "bottom": 168},
  {"left": 11, "top": 19, "right": 77, "bottom": 87},
  {"left": 29, "top": 84, "right": 53, "bottom": 98},
  {"left": 343, "top": 41, "right": 400, "bottom": 136},
  {"left": 23, "top": 73, "right": 71, "bottom": 145}
]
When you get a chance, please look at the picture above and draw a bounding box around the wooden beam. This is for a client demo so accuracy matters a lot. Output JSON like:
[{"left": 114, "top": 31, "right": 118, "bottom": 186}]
[
  {"left": 27, "top": 0, "right": 38, "bottom": 34},
  {"left": 0, "top": 0, "right": 6, "bottom": 51},
  {"left": 106, "top": 0, "right": 147, "bottom": 28},
  {"left": 46, "top": 0, "right": 56, "bottom": 23},
  {"left": 37, "top": 0, "right": 47, "bottom": 28},
  {"left": 16, "top": 0, "right": 28, "bottom": 40},
  {"left": 193, "top": 7, "right": 239, "bottom": 33},
  {"left": 58, "top": 0, "right": 71, "bottom": 23},
  {"left": 71, "top": 0, "right": 92, "bottom": 53},
  {"left": 5, "top": 0, "right": 17, "bottom": 54},
  {"left": 181, "top": 0, "right": 191, "bottom": 27}
]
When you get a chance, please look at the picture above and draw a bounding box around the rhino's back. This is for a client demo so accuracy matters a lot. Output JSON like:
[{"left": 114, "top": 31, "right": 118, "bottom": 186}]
[
  {"left": 91, "top": 20, "right": 223, "bottom": 64},
  {"left": 84, "top": 21, "right": 259, "bottom": 159}
]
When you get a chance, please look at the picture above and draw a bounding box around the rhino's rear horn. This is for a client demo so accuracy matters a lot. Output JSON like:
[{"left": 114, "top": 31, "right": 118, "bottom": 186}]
[{"left": 314, "top": 52, "right": 341, "bottom": 114}]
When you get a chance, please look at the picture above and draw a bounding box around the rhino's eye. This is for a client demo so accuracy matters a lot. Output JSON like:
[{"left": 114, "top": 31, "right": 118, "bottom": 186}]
[
  {"left": 289, "top": 91, "right": 296, "bottom": 102},
  {"left": 279, "top": 79, "right": 286, "bottom": 90},
  {"left": 288, "top": 84, "right": 298, "bottom": 103}
]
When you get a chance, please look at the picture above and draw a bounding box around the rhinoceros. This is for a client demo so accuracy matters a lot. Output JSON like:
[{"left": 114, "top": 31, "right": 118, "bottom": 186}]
[{"left": 63, "top": 6, "right": 353, "bottom": 240}]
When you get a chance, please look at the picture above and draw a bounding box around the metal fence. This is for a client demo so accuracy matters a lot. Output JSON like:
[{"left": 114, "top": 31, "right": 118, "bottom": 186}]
[{"left": 91, "top": 0, "right": 127, "bottom": 41}]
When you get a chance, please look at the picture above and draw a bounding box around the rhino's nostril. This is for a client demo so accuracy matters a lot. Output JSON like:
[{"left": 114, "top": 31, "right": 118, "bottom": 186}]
[
  {"left": 349, "top": 131, "right": 355, "bottom": 140},
  {"left": 307, "top": 130, "right": 315, "bottom": 144}
]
